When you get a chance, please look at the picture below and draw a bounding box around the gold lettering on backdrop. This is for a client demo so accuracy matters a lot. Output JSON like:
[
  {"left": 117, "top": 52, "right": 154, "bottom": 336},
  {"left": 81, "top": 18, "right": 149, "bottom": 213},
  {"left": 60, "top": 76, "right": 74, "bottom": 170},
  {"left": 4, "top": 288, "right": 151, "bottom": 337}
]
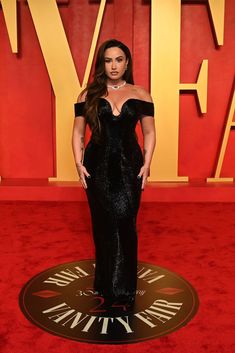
[
  {"left": 0, "top": 0, "right": 228, "bottom": 182},
  {"left": 27, "top": 0, "right": 106, "bottom": 181},
  {"left": 0, "top": 0, "right": 17, "bottom": 52},
  {"left": 151, "top": 0, "right": 188, "bottom": 181},
  {"left": 0, "top": 0, "right": 106, "bottom": 180},
  {"left": 207, "top": 86, "right": 235, "bottom": 182},
  {"left": 208, "top": 0, "right": 225, "bottom": 46},
  {"left": 180, "top": 60, "right": 208, "bottom": 114},
  {"left": 150, "top": 0, "right": 225, "bottom": 181}
]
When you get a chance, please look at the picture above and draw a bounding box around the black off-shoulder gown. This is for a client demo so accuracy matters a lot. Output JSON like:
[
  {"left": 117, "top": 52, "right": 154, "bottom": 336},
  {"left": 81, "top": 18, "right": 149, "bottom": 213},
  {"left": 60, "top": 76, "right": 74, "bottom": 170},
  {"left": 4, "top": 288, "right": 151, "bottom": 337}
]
[{"left": 74, "top": 98, "right": 154, "bottom": 302}]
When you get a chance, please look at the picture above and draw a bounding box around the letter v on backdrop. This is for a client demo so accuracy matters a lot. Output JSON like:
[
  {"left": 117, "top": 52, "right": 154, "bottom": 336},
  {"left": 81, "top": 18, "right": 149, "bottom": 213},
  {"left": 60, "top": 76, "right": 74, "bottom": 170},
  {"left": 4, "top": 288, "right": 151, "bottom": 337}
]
[{"left": 0, "top": 0, "right": 231, "bottom": 182}]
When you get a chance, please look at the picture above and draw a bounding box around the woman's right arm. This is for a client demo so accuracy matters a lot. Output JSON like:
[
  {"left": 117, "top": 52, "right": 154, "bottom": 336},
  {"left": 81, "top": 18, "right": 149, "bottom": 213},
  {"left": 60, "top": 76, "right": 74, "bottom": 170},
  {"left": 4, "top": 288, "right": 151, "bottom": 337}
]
[{"left": 72, "top": 97, "right": 91, "bottom": 189}]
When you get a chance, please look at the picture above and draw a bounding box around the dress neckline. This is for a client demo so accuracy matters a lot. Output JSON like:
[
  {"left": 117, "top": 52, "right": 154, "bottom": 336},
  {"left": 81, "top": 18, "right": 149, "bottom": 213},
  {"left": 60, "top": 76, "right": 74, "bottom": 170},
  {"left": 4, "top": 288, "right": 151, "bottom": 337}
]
[{"left": 99, "top": 97, "right": 153, "bottom": 118}]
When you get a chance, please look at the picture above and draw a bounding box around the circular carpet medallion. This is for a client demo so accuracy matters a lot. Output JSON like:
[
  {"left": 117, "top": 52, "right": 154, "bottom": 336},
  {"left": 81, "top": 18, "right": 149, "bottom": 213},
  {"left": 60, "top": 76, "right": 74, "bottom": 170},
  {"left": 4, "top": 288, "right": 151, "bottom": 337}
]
[{"left": 19, "top": 259, "right": 199, "bottom": 344}]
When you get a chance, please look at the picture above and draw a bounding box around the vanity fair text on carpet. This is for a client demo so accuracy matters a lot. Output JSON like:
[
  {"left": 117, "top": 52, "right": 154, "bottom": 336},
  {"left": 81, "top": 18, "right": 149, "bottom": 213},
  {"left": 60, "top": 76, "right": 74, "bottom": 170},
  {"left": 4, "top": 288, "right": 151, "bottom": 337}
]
[{"left": 42, "top": 264, "right": 183, "bottom": 334}]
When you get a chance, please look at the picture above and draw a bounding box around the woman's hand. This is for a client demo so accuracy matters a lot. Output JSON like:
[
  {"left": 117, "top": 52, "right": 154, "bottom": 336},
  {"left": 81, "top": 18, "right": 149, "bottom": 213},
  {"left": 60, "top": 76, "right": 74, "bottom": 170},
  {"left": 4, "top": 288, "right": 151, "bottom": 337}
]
[
  {"left": 137, "top": 165, "right": 150, "bottom": 190},
  {"left": 76, "top": 163, "right": 91, "bottom": 189}
]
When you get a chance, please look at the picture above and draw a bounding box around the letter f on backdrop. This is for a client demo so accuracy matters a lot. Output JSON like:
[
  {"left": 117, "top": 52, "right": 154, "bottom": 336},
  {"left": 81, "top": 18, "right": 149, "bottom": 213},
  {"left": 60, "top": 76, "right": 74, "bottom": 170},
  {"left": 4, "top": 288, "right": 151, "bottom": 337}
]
[{"left": 151, "top": 0, "right": 225, "bottom": 181}]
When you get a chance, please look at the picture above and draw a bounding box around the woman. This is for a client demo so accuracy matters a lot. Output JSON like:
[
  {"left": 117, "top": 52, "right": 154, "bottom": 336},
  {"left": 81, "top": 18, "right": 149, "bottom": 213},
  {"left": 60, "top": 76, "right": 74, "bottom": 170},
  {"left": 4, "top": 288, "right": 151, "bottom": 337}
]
[{"left": 72, "top": 39, "right": 156, "bottom": 306}]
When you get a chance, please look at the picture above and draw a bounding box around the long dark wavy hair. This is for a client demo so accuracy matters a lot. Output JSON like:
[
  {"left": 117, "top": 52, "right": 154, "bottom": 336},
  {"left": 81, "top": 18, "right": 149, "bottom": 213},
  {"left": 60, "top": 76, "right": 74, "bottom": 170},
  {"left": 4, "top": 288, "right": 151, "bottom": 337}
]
[{"left": 81, "top": 39, "right": 134, "bottom": 144}]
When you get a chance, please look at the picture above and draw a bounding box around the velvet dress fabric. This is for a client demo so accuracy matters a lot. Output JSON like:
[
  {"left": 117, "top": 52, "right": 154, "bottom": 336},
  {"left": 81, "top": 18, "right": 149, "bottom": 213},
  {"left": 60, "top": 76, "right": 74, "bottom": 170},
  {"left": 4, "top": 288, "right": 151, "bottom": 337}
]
[{"left": 74, "top": 98, "right": 154, "bottom": 303}]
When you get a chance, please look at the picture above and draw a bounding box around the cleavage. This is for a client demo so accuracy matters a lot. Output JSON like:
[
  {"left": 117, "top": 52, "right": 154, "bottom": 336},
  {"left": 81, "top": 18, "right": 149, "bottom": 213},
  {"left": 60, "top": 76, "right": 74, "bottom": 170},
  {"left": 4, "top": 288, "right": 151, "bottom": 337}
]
[
  {"left": 106, "top": 99, "right": 124, "bottom": 116},
  {"left": 104, "top": 94, "right": 127, "bottom": 116}
]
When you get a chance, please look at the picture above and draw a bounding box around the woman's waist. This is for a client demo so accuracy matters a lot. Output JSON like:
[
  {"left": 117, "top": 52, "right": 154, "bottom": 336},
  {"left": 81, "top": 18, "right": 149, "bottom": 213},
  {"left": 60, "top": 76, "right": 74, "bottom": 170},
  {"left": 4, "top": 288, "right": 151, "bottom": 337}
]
[
  {"left": 87, "top": 137, "right": 141, "bottom": 152},
  {"left": 85, "top": 140, "right": 143, "bottom": 165}
]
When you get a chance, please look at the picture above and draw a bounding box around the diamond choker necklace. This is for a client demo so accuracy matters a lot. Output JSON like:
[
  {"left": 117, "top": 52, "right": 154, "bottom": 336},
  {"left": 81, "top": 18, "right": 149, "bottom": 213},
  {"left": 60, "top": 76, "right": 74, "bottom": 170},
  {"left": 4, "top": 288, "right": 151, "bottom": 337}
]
[{"left": 107, "top": 81, "right": 126, "bottom": 90}]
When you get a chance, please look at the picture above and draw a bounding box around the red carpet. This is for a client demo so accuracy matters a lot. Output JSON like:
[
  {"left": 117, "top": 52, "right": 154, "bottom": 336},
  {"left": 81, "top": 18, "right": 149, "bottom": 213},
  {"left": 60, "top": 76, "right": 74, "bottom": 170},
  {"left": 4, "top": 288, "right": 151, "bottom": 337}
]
[{"left": 0, "top": 201, "right": 234, "bottom": 353}]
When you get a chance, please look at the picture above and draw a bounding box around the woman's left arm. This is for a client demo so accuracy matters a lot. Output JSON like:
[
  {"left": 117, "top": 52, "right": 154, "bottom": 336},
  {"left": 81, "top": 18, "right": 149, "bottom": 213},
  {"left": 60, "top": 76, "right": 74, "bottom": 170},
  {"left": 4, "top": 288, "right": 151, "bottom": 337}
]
[
  {"left": 136, "top": 86, "right": 156, "bottom": 190},
  {"left": 139, "top": 116, "right": 156, "bottom": 189}
]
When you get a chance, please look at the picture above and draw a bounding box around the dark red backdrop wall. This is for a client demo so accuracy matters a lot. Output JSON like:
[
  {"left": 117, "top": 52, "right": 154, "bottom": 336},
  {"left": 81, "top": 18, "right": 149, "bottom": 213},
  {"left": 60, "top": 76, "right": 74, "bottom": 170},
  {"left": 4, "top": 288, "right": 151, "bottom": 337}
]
[{"left": 0, "top": 0, "right": 234, "bottom": 179}]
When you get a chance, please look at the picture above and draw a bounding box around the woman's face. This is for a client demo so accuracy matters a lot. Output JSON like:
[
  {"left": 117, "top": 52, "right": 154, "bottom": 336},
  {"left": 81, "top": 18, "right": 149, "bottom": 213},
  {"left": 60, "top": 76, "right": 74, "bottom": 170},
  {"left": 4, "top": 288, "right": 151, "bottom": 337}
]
[{"left": 104, "top": 46, "right": 128, "bottom": 81}]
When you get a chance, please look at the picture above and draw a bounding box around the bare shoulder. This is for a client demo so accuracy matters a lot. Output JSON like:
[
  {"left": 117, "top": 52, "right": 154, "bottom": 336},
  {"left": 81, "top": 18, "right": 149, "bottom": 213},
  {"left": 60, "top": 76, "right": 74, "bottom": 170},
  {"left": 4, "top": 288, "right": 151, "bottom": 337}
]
[
  {"left": 77, "top": 89, "right": 87, "bottom": 103},
  {"left": 131, "top": 84, "right": 153, "bottom": 103}
]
